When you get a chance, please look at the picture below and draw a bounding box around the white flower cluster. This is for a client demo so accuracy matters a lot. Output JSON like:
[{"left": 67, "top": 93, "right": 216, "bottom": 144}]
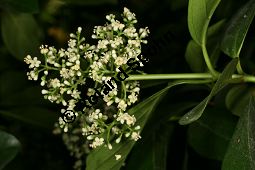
[{"left": 24, "top": 7, "right": 149, "bottom": 169}]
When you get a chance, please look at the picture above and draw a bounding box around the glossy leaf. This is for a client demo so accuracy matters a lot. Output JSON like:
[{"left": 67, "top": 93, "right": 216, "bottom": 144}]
[
  {"left": 188, "top": 107, "right": 237, "bottom": 160},
  {"left": 185, "top": 40, "right": 205, "bottom": 72},
  {"left": 221, "top": 0, "right": 255, "bottom": 57},
  {"left": 222, "top": 96, "right": 255, "bottom": 169},
  {"left": 86, "top": 85, "right": 172, "bottom": 170},
  {"left": 1, "top": 12, "right": 42, "bottom": 61},
  {"left": 0, "top": 130, "right": 21, "bottom": 170},
  {"left": 179, "top": 58, "right": 238, "bottom": 125},
  {"left": 185, "top": 20, "right": 225, "bottom": 72},
  {"left": 188, "top": 0, "right": 221, "bottom": 45},
  {"left": 86, "top": 80, "right": 199, "bottom": 170},
  {"left": 0, "top": 0, "right": 39, "bottom": 13},
  {"left": 225, "top": 85, "right": 254, "bottom": 116},
  {"left": 125, "top": 123, "right": 174, "bottom": 170}
]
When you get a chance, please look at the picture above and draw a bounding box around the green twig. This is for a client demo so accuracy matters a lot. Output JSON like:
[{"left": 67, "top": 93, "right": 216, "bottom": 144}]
[
  {"left": 201, "top": 43, "right": 219, "bottom": 78},
  {"left": 236, "top": 60, "right": 245, "bottom": 74},
  {"left": 126, "top": 73, "right": 255, "bottom": 83}
]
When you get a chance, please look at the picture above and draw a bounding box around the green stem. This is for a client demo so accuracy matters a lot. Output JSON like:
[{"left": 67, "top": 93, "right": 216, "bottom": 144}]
[
  {"left": 127, "top": 73, "right": 213, "bottom": 80},
  {"left": 201, "top": 43, "right": 218, "bottom": 78},
  {"left": 242, "top": 75, "right": 255, "bottom": 82},
  {"left": 236, "top": 60, "right": 245, "bottom": 74},
  {"left": 126, "top": 73, "right": 255, "bottom": 83}
]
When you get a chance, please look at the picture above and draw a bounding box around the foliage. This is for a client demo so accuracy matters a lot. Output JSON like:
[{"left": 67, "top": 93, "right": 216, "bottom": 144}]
[{"left": 0, "top": 0, "right": 255, "bottom": 170}]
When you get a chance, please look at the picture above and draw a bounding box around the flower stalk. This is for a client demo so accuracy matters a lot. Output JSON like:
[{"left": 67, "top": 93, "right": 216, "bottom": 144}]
[{"left": 127, "top": 73, "right": 255, "bottom": 83}]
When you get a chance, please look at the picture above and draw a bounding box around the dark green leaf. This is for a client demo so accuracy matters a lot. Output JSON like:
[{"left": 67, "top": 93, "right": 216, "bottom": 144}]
[
  {"left": 226, "top": 85, "right": 254, "bottom": 116},
  {"left": 179, "top": 58, "right": 238, "bottom": 125},
  {"left": 86, "top": 80, "right": 199, "bottom": 170},
  {"left": 185, "top": 20, "right": 225, "bottom": 72},
  {"left": 125, "top": 123, "right": 174, "bottom": 170},
  {"left": 0, "top": 107, "right": 58, "bottom": 129},
  {"left": 188, "top": 107, "right": 237, "bottom": 160},
  {"left": 207, "top": 19, "right": 226, "bottom": 37},
  {"left": 0, "top": 86, "right": 45, "bottom": 107},
  {"left": 221, "top": 0, "right": 255, "bottom": 57},
  {"left": 86, "top": 85, "right": 172, "bottom": 170},
  {"left": 207, "top": 20, "right": 226, "bottom": 67},
  {"left": 0, "top": 130, "right": 20, "bottom": 170},
  {"left": 1, "top": 12, "right": 42, "bottom": 61},
  {"left": 0, "top": 71, "right": 28, "bottom": 98},
  {"left": 0, "top": 0, "right": 39, "bottom": 13},
  {"left": 188, "top": 0, "right": 221, "bottom": 45},
  {"left": 222, "top": 96, "right": 255, "bottom": 170},
  {"left": 185, "top": 40, "right": 205, "bottom": 72}
]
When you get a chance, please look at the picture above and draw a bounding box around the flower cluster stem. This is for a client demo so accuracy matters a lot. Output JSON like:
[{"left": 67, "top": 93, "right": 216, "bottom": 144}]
[{"left": 126, "top": 73, "right": 255, "bottom": 84}]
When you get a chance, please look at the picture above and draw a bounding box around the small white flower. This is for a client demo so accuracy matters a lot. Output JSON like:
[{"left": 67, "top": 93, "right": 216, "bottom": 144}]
[
  {"left": 25, "top": 56, "right": 41, "bottom": 68},
  {"left": 77, "top": 27, "right": 82, "bottom": 33},
  {"left": 40, "top": 48, "right": 49, "bottom": 54},
  {"left": 27, "top": 70, "right": 38, "bottom": 80},
  {"left": 111, "top": 21, "right": 125, "bottom": 31},
  {"left": 131, "top": 132, "right": 141, "bottom": 141},
  {"left": 50, "top": 78, "right": 61, "bottom": 88},
  {"left": 117, "top": 112, "right": 136, "bottom": 126},
  {"left": 41, "top": 89, "right": 48, "bottom": 94},
  {"left": 117, "top": 100, "right": 127, "bottom": 111},
  {"left": 128, "top": 93, "right": 138, "bottom": 103},
  {"left": 108, "top": 144, "right": 112, "bottom": 150},
  {"left": 71, "top": 90, "right": 80, "bottom": 99},
  {"left": 135, "top": 125, "right": 141, "bottom": 130},
  {"left": 44, "top": 70, "right": 48, "bottom": 75},
  {"left": 115, "top": 154, "right": 121, "bottom": 160},
  {"left": 97, "top": 40, "right": 109, "bottom": 49},
  {"left": 115, "top": 57, "right": 126, "bottom": 66},
  {"left": 106, "top": 14, "right": 115, "bottom": 21},
  {"left": 115, "top": 136, "right": 121, "bottom": 143},
  {"left": 139, "top": 27, "right": 150, "bottom": 38},
  {"left": 90, "top": 137, "right": 104, "bottom": 148}
]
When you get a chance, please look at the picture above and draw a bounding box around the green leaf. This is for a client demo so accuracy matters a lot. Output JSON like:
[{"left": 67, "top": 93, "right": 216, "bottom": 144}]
[
  {"left": 0, "top": 107, "right": 58, "bottom": 129},
  {"left": 221, "top": 0, "right": 255, "bottom": 58},
  {"left": 222, "top": 96, "right": 255, "bottom": 170},
  {"left": 1, "top": 12, "right": 42, "bottom": 61},
  {"left": 225, "top": 85, "right": 254, "bottom": 116},
  {"left": 188, "top": 0, "right": 221, "bottom": 45},
  {"left": 0, "top": 86, "right": 45, "bottom": 107},
  {"left": 185, "top": 20, "right": 225, "bottom": 72},
  {"left": 86, "top": 85, "right": 171, "bottom": 170},
  {"left": 125, "top": 123, "right": 174, "bottom": 170},
  {"left": 0, "top": 71, "right": 28, "bottom": 98},
  {"left": 185, "top": 40, "right": 205, "bottom": 72},
  {"left": 179, "top": 58, "right": 238, "bottom": 125},
  {"left": 188, "top": 107, "right": 237, "bottom": 160},
  {"left": 64, "top": 0, "right": 118, "bottom": 5},
  {"left": 207, "top": 20, "right": 226, "bottom": 67},
  {"left": 207, "top": 19, "right": 226, "bottom": 37},
  {"left": 0, "top": 0, "right": 39, "bottom": 13},
  {"left": 86, "top": 80, "right": 199, "bottom": 170},
  {"left": 0, "top": 130, "right": 21, "bottom": 170}
]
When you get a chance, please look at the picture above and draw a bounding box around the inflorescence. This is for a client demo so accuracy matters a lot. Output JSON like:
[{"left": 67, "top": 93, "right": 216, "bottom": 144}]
[{"left": 24, "top": 7, "right": 149, "bottom": 169}]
